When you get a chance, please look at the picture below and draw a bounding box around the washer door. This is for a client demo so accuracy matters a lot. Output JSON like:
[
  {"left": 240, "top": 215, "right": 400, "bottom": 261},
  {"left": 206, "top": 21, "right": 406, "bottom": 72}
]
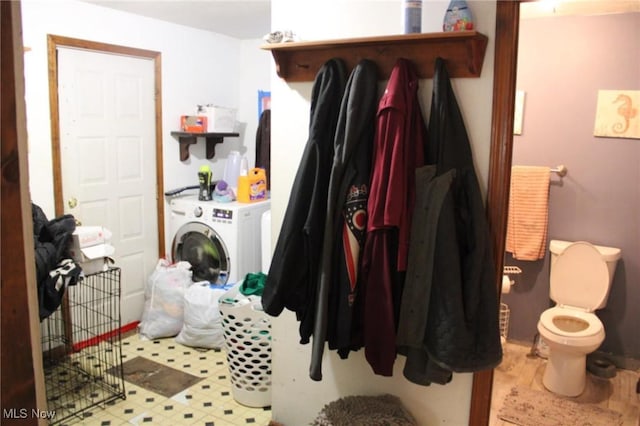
[{"left": 172, "top": 222, "right": 230, "bottom": 284}]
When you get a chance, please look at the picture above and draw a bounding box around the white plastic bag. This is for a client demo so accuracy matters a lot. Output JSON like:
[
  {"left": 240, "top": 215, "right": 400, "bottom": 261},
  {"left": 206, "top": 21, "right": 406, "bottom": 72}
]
[
  {"left": 175, "top": 282, "right": 230, "bottom": 349},
  {"left": 138, "top": 259, "right": 192, "bottom": 339}
]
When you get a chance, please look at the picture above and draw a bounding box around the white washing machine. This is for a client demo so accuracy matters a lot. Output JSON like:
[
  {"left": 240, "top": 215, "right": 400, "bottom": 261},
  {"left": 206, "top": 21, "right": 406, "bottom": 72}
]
[{"left": 169, "top": 195, "right": 271, "bottom": 284}]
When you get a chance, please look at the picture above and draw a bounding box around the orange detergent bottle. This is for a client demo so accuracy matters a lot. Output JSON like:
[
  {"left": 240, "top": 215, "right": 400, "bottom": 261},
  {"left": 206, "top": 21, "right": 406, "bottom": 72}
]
[{"left": 237, "top": 168, "right": 267, "bottom": 203}]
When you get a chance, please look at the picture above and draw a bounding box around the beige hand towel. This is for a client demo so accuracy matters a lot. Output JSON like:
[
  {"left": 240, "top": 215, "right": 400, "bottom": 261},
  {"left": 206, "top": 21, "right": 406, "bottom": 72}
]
[{"left": 506, "top": 166, "right": 551, "bottom": 261}]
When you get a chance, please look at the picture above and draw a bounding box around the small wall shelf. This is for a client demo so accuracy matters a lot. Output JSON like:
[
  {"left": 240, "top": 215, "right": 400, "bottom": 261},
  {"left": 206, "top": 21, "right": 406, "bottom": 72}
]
[
  {"left": 261, "top": 31, "right": 488, "bottom": 82},
  {"left": 171, "top": 131, "right": 239, "bottom": 161}
]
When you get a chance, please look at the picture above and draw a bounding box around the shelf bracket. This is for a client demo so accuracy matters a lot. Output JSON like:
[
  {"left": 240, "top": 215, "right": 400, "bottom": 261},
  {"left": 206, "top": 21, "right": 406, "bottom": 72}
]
[{"left": 171, "top": 131, "right": 239, "bottom": 161}]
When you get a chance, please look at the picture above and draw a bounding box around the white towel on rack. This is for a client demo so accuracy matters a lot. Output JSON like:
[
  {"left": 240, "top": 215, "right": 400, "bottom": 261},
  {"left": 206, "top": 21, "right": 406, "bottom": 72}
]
[{"left": 506, "top": 166, "right": 551, "bottom": 261}]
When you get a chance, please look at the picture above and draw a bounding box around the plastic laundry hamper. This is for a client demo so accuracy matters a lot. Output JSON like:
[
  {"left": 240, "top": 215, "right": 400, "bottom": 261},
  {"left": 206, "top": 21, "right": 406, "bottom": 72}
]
[{"left": 218, "top": 284, "right": 272, "bottom": 408}]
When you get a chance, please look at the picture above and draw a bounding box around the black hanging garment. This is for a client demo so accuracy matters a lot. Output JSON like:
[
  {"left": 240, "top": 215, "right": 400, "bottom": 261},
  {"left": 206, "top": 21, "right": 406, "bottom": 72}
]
[
  {"left": 262, "top": 59, "right": 347, "bottom": 345},
  {"left": 397, "top": 58, "right": 502, "bottom": 385},
  {"left": 310, "top": 59, "right": 378, "bottom": 381},
  {"left": 255, "top": 109, "right": 271, "bottom": 189},
  {"left": 32, "top": 203, "right": 81, "bottom": 320}
]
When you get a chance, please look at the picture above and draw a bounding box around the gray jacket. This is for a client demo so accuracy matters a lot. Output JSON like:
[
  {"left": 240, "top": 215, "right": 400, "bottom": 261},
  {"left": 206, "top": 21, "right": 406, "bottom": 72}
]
[{"left": 397, "top": 58, "right": 503, "bottom": 385}]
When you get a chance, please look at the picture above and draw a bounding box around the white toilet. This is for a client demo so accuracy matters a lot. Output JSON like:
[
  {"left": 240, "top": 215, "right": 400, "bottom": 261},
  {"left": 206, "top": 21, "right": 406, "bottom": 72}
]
[{"left": 537, "top": 239, "right": 621, "bottom": 397}]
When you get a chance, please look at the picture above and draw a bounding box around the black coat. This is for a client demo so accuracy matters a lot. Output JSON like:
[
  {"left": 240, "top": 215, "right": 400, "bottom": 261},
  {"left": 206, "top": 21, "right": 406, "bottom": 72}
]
[
  {"left": 32, "top": 203, "right": 78, "bottom": 320},
  {"left": 310, "top": 59, "right": 378, "bottom": 380},
  {"left": 255, "top": 109, "right": 271, "bottom": 189},
  {"left": 262, "top": 59, "right": 347, "bottom": 344},
  {"left": 397, "top": 58, "right": 502, "bottom": 385}
]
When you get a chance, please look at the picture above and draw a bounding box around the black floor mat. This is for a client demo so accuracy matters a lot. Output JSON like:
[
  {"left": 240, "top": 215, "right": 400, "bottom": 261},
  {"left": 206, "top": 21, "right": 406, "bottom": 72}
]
[{"left": 112, "top": 356, "right": 203, "bottom": 398}]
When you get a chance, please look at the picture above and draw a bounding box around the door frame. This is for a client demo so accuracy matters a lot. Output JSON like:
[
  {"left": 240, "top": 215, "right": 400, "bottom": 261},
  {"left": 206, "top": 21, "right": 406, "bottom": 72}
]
[
  {"left": 2, "top": 0, "right": 48, "bottom": 417},
  {"left": 469, "top": 1, "right": 521, "bottom": 425},
  {"left": 47, "top": 35, "right": 165, "bottom": 256}
]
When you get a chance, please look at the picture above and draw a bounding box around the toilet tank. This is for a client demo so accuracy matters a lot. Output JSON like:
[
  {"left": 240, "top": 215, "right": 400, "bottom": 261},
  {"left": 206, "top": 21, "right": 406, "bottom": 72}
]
[{"left": 549, "top": 239, "right": 622, "bottom": 309}]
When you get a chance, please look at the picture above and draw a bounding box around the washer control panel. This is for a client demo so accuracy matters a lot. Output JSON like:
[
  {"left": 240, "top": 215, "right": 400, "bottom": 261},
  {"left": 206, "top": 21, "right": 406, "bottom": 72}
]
[{"left": 212, "top": 208, "right": 233, "bottom": 224}]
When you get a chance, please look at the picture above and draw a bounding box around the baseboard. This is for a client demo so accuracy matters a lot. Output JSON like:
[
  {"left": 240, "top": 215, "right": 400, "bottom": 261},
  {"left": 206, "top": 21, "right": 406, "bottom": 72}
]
[
  {"left": 600, "top": 351, "right": 640, "bottom": 371},
  {"left": 72, "top": 320, "right": 140, "bottom": 351},
  {"left": 504, "top": 338, "right": 640, "bottom": 371}
]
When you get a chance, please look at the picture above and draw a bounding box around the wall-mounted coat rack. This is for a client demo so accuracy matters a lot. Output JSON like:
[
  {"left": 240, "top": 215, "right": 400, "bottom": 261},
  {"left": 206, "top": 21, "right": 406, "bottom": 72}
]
[{"left": 261, "top": 31, "right": 488, "bottom": 82}]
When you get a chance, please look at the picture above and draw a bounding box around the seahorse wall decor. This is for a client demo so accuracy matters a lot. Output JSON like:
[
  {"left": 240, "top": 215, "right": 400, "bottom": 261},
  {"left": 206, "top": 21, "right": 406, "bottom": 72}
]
[
  {"left": 594, "top": 90, "right": 640, "bottom": 139},
  {"left": 612, "top": 94, "right": 638, "bottom": 134}
]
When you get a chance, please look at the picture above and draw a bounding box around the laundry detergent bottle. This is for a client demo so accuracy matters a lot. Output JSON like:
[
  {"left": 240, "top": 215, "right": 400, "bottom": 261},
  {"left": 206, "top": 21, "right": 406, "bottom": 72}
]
[{"left": 238, "top": 168, "right": 267, "bottom": 203}]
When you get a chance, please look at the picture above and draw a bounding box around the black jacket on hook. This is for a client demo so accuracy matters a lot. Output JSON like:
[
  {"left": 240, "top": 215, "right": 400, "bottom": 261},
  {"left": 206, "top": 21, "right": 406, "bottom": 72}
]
[
  {"left": 262, "top": 59, "right": 347, "bottom": 345},
  {"left": 397, "top": 58, "right": 502, "bottom": 385},
  {"left": 255, "top": 109, "right": 271, "bottom": 189},
  {"left": 310, "top": 59, "right": 378, "bottom": 381}
]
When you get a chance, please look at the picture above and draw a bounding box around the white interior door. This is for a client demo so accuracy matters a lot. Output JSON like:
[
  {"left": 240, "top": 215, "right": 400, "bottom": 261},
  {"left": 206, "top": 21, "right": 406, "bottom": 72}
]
[{"left": 57, "top": 47, "right": 158, "bottom": 326}]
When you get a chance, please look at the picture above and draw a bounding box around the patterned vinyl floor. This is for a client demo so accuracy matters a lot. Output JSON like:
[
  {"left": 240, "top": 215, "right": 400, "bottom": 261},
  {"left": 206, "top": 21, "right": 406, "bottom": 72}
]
[{"left": 47, "top": 333, "right": 273, "bottom": 425}]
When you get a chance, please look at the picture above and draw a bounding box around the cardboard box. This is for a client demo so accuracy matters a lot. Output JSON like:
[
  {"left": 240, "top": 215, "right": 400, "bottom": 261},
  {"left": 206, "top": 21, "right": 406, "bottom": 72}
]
[
  {"left": 180, "top": 115, "right": 208, "bottom": 133},
  {"left": 74, "top": 244, "right": 115, "bottom": 275},
  {"left": 197, "top": 106, "right": 236, "bottom": 133},
  {"left": 70, "top": 226, "right": 115, "bottom": 275}
]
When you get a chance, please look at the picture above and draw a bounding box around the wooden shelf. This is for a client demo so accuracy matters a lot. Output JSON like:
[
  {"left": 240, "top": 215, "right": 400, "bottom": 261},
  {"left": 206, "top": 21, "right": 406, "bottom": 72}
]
[
  {"left": 261, "top": 31, "right": 488, "bottom": 82},
  {"left": 171, "top": 131, "right": 239, "bottom": 161}
]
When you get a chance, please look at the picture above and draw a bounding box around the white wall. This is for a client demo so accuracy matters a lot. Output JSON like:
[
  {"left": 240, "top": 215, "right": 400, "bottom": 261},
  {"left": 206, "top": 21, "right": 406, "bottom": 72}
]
[
  {"left": 268, "top": 1, "right": 497, "bottom": 424},
  {"left": 20, "top": 0, "right": 270, "bottom": 256},
  {"left": 237, "top": 38, "right": 273, "bottom": 170}
]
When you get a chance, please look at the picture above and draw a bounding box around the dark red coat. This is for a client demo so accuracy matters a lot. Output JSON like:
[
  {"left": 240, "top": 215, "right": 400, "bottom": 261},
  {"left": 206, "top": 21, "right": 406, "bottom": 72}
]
[{"left": 359, "top": 58, "right": 426, "bottom": 376}]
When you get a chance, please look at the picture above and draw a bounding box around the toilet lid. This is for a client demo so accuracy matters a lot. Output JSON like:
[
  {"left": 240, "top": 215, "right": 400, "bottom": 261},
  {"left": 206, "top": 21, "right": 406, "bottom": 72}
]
[{"left": 550, "top": 241, "right": 609, "bottom": 310}]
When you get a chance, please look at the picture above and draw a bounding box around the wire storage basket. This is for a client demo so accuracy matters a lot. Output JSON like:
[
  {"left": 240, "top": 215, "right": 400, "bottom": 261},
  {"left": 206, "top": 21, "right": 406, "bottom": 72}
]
[
  {"left": 40, "top": 268, "right": 125, "bottom": 424},
  {"left": 500, "top": 266, "right": 519, "bottom": 344},
  {"left": 499, "top": 302, "right": 510, "bottom": 343},
  {"left": 218, "top": 284, "right": 272, "bottom": 408}
]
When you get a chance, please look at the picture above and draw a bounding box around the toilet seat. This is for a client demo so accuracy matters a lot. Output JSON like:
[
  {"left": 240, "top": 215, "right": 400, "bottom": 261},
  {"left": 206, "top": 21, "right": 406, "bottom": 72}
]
[{"left": 540, "top": 306, "right": 603, "bottom": 338}]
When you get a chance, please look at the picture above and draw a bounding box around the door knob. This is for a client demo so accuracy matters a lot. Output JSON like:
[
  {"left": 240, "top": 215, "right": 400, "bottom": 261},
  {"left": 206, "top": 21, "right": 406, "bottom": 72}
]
[{"left": 68, "top": 197, "right": 78, "bottom": 208}]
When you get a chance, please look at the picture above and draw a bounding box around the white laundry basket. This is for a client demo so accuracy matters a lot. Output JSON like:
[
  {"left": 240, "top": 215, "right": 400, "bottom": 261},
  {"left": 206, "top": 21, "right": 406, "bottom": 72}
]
[{"left": 218, "top": 284, "right": 272, "bottom": 408}]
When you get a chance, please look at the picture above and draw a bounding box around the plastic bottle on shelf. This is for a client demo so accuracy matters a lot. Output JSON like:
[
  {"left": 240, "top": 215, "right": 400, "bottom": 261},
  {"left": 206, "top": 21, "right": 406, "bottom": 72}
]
[
  {"left": 443, "top": 0, "right": 474, "bottom": 32},
  {"left": 403, "top": 0, "right": 422, "bottom": 34}
]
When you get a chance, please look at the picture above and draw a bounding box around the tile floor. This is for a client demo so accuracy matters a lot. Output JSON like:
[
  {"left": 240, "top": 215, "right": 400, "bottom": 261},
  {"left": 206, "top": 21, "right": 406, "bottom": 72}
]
[
  {"left": 490, "top": 341, "right": 640, "bottom": 426},
  {"left": 53, "top": 333, "right": 273, "bottom": 425},
  {"left": 47, "top": 336, "right": 639, "bottom": 425}
]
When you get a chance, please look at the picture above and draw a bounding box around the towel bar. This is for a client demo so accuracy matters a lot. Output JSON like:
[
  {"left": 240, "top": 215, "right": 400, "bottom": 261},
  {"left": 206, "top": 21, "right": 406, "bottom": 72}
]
[{"left": 550, "top": 165, "right": 567, "bottom": 177}]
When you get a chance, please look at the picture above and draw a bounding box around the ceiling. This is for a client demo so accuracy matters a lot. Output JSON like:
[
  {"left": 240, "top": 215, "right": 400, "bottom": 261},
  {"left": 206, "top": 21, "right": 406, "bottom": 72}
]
[
  {"left": 82, "top": 1, "right": 638, "bottom": 40},
  {"left": 83, "top": 1, "right": 271, "bottom": 40},
  {"left": 520, "top": 0, "right": 639, "bottom": 19}
]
